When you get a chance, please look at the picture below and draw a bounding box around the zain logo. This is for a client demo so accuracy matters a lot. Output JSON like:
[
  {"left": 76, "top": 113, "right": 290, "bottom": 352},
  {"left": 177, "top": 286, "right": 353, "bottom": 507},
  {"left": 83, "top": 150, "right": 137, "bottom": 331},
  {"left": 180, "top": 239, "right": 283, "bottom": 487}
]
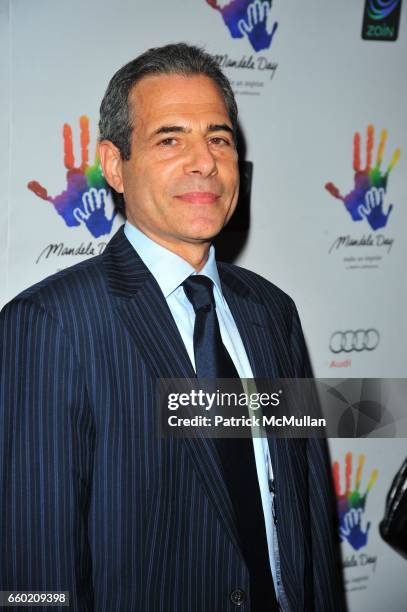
[
  {"left": 362, "top": 0, "right": 402, "bottom": 40},
  {"left": 368, "top": 0, "right": 400, "bottom": 19},
  {"left": 329, "top": 329, "right": 380, "bottom": 354},
  {"left": 206, "top": 0, "right": 278, "bottom": 52}
]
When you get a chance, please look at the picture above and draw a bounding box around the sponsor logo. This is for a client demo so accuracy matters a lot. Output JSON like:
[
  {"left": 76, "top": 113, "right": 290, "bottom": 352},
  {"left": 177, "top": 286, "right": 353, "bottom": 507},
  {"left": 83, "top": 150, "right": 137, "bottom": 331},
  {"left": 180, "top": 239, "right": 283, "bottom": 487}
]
[
  {"left": 28, "top": 116, "right": 116, "bottom": 239},
  {"left": 329, "top": 329, "right": 380, "bottom": 354},
  {"left": 329, "top": 359, "right": 352, "bottom": 369},
  {"left": 206, "top": 0, "right": 278, "bottom": 51},
  {"left": 362, "top": 0, "right": 402, "bottom": 41},
  {"left": 333, "top": 452, "right": 378, "bottom": 551},
  {"left": 325, "top": 125, "right": 400, "bottom": 231}
]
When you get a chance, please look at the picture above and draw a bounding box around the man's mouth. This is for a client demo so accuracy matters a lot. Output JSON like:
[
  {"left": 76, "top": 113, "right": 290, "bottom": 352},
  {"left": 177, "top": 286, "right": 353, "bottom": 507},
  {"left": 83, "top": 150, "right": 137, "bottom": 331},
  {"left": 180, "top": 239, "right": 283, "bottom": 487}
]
[{"left": 174, "top": 192, "right": 221, "bottom": 204}]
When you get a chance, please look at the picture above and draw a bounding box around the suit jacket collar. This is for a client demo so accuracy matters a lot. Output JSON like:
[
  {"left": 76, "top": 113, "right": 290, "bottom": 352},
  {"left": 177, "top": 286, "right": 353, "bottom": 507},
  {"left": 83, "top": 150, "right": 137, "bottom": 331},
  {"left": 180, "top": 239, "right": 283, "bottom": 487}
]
[
  {"left": 104, "top": 225, "right": 253, "bottom": 303},
  {"left": 103, "top": 225, "right": 152, "bottom": 298}
]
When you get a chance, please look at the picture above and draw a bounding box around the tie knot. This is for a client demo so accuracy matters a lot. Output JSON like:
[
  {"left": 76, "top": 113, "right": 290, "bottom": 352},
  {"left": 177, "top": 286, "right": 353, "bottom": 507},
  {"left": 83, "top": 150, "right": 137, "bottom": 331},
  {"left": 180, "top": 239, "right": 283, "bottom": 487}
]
[{"left": 182, "top": 275, "right": 215, "bottom": 313}]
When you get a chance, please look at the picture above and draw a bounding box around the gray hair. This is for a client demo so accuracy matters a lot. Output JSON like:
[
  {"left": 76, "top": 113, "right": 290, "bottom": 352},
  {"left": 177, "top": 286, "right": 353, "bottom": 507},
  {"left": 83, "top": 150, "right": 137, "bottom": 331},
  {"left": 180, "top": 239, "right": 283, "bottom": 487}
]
[{"left": 99, "top": 42, "right": 238, "bottom": 160}]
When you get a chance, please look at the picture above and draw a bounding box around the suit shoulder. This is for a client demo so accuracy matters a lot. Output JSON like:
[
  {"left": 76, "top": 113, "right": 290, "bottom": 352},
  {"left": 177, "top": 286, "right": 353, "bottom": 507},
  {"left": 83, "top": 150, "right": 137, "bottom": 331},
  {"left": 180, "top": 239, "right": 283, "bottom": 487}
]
[{"left": 2, "top": 254, "right": 106, "bottom": 315}]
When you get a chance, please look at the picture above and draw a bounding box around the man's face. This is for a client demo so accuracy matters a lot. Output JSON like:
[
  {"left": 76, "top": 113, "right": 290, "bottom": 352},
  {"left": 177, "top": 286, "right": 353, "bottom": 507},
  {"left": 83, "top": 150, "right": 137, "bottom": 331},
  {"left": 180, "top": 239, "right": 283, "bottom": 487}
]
[{"left": 114, "top": 74, "right": 239, "bottom": 252}]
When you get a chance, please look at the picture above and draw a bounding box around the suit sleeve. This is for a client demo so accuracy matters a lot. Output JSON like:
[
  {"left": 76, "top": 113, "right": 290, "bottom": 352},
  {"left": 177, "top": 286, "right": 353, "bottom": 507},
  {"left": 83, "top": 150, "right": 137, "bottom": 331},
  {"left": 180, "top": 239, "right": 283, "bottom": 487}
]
[
  {"left": 0, "top": 298, "right": 95, "bottom": 610},
  {"left": 288, "top": 300, "right": 347, "bottom": 611}
]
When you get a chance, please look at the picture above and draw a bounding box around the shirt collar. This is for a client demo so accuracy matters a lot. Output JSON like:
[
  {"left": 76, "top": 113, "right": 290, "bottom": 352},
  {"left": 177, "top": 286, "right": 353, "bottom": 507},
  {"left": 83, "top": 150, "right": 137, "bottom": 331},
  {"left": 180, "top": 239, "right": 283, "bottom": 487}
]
[{"left": 124, "top": 221, "right": 224, "bottom": 302}]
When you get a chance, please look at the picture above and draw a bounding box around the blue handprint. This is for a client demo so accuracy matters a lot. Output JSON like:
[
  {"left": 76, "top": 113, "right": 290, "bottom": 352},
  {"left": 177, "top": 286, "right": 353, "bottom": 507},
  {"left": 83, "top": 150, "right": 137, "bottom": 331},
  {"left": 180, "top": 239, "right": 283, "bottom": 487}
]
[
  {"left": 238, "top": 0, "right": 278, "bottom": 52},
  {"left": 340, "top": 507, "right": 371, "bottom": 551},
  {"left": 73, "top": 188, "right": 115, "bottom": 239},
  {"left": 206, "top": 0, "right": 278, "bottom": 52},
  {"left": 359, "top": 186, "right": 393, "bottom": 230}
]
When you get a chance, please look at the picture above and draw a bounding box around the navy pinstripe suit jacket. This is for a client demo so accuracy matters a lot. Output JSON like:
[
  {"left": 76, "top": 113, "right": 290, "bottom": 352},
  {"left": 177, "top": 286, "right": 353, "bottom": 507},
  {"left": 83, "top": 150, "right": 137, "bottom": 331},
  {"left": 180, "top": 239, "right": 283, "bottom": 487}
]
[{"left": 0, "top": 226, "right": 345, "bottom": 611}]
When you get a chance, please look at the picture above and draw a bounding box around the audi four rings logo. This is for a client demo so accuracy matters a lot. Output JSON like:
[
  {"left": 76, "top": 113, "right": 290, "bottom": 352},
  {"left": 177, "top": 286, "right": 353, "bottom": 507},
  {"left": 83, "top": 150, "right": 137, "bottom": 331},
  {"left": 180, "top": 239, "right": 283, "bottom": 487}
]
[{"left": 329, "top": 329, "right": 380, "bottom": 353}]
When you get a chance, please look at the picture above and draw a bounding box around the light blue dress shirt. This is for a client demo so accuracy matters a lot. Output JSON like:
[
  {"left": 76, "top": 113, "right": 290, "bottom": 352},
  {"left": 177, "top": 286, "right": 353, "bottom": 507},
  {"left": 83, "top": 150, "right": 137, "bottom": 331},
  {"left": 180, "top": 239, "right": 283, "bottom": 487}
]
[{"left": 124, "top": 221, "right": 289, "bottom": 609}]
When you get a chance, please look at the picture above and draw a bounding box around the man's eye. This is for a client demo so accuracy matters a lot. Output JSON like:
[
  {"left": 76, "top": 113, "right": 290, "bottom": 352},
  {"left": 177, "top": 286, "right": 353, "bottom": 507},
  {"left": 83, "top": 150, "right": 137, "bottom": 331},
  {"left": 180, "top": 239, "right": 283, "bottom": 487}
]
[
  {"left": 159, "top": 138, "right": 178, "bottom": 146},
  {"left": 209, "top": 137, "right": 230, "bottom": 146}
]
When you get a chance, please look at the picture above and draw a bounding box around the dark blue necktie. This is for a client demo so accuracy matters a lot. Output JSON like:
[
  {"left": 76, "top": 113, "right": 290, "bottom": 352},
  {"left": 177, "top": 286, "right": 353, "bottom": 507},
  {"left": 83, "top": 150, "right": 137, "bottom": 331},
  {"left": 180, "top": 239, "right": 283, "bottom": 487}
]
[{"left": 183, "top": 275, "right": 278, "bottom": 611}]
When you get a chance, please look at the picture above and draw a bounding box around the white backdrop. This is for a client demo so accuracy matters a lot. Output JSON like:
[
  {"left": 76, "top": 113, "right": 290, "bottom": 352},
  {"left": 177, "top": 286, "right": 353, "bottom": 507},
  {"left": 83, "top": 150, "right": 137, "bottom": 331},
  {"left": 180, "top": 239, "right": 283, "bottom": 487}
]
[{"left": 1, "top": 1, "right": 406, "bottom": 609}]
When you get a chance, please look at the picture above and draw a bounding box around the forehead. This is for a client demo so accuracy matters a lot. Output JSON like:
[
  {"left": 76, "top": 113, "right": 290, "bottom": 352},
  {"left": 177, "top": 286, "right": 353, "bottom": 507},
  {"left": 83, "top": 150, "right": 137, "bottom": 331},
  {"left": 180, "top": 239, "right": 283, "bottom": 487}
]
[{"left": 129, "top": 74, "right": 230, "bottom": 129}]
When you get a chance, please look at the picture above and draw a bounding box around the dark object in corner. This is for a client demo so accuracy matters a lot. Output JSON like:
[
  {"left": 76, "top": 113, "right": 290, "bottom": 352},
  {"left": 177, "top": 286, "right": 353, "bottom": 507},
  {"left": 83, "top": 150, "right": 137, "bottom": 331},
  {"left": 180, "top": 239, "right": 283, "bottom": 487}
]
[{"left": 379, "top": 457, "right": 407, "bottom": 559}]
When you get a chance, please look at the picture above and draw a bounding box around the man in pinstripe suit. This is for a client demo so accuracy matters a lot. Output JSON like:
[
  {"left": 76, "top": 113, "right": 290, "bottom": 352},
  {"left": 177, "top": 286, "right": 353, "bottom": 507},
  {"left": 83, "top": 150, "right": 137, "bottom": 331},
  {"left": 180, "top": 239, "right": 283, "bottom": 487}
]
[{"left": 0, "top": 44, "right": 345, "bottom": 611}]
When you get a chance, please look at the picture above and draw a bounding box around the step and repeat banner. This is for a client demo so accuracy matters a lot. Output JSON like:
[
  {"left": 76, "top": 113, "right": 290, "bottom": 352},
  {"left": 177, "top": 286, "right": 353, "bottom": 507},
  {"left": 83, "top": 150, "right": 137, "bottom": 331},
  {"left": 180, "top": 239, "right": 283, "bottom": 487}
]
[{"left": 1, "top": 1, "right": 406, "bottom": 609}]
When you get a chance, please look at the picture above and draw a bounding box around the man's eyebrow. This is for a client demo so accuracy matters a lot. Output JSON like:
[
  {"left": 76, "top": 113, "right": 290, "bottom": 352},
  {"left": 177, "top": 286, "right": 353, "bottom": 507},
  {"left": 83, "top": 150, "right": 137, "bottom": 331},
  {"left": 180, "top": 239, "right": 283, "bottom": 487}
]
[
  {"left": 207, "top": 123, "right": 234, "bottom": 136},
  {"left": 153, "top": 125, "right": 189, "bottom": 136},
  {"left": 152, "top": 124, "right": 234, "bottom": 137}
]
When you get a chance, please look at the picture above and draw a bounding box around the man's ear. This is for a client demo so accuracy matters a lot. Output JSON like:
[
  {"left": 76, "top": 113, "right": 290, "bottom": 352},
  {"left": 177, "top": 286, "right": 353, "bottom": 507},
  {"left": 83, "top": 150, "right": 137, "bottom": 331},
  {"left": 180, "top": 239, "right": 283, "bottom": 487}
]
[{"left": 98, "top": 140, "right": 124, "bottom": 193}]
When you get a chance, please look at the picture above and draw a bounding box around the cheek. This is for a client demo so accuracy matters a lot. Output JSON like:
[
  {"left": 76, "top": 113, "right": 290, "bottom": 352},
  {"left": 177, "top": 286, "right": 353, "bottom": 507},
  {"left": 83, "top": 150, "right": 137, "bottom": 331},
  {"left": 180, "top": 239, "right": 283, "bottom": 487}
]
[
  {"left": 142, "top": 159, "right": 180, "bottom": 195},
  {"left": 221, "top": 159, "right": 239, "bottom": 185},
  {"left": 124, "top": 165, "right": 158, "bottom": 201}
]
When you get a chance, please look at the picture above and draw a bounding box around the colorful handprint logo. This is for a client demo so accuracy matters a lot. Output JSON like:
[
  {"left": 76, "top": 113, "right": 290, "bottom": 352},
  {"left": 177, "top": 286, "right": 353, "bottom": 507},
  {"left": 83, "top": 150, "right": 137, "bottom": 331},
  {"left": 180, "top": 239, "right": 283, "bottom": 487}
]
[
  {"left": 206, "top": 0, "right": 278, "bottom": 52},
  {"left": 333, "top": 452, "right": 378, "bottom": 551},
  {"left": 28, "top": 116, "right": 117, "bottom": 239},
  {"left": 325, "top": 125, "right": 400, "bottom": 231}
]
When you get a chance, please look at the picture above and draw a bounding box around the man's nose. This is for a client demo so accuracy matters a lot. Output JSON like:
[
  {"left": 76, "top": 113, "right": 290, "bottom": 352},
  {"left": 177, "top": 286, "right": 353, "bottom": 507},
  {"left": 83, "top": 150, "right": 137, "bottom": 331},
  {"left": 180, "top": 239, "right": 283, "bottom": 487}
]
[{"left": 183, "top": 140, "right": 218, "bottom": 177}]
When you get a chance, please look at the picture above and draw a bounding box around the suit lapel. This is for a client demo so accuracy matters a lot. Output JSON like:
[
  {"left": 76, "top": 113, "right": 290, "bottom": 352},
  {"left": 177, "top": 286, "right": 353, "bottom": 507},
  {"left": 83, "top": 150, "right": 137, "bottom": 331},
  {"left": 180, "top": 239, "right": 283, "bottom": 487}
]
[
  {"left": 219, "top": 269, "right": 281, "bottom": 379},
  {"left": 219, "top": 265, "right": 311, "bottom": 610},
  {"left": 102, "top": 227, "right": 242, "bottom": 556}
]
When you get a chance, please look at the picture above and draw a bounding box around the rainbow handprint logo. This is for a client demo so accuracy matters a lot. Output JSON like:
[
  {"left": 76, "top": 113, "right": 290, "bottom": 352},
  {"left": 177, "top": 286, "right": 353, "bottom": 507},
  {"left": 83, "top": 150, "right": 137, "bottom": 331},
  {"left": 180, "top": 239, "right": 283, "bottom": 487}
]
[
  {"left": 206, "top": 0, "right": 278, "bottom": 52},
  {"left": 28, "top": 116, "right": 117, "bottom": 239},
  {"left": 333, "top": 452, "right": 378, "bottom": 551},
  {"left": 325, "top": 125, "right": 400, "bottom": 231}
]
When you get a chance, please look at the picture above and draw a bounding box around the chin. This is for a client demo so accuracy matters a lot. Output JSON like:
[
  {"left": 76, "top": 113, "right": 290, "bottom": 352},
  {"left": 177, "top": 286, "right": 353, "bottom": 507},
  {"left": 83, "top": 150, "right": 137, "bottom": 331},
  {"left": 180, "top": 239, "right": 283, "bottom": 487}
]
[
  {"left": 185, "top": 222, "right": 224, "bottom": 242},
  {"left": 185, "top": 212, "right": 229, "bottom": 234}
]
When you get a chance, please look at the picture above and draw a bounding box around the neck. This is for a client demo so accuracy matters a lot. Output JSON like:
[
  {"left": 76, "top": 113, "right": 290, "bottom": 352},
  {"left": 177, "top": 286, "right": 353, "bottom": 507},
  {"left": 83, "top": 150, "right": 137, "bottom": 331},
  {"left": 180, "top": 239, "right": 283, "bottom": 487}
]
[
  {"left": 161, "top": 237, "right": 211, "bottom": 270},
  {"left": 181, "top": 246, "right": 211, "bottom": 272}
]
